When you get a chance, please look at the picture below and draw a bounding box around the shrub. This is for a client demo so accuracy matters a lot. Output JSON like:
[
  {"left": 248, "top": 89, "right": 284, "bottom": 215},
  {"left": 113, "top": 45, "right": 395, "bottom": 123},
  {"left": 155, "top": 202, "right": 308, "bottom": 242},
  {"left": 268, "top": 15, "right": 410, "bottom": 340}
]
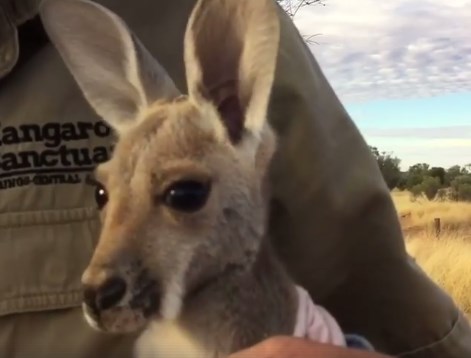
[
  {"left": 410, "top": 176, "right": 441, "bottom": 200},
  {"left": 451, "top": 175, "right": 471, "bottom": 202},
  {"left": 421, "top": 176, "right": 441, "bottom": 200}
]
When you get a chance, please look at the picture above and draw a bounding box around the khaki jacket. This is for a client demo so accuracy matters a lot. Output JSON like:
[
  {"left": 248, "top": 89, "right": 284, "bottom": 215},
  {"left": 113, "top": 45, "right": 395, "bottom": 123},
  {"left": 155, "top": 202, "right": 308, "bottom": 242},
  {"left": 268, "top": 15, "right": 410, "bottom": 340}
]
[{"left": 0, "top": 0, "right": 470, "bottom": 357}]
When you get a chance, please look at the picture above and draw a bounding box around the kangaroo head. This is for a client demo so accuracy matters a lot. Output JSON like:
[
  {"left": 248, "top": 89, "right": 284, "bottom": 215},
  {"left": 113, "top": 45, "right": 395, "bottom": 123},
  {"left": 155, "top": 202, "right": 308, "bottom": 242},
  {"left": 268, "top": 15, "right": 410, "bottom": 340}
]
[{"left": 41, "top": 0, "right": 280, "bottom": 333}]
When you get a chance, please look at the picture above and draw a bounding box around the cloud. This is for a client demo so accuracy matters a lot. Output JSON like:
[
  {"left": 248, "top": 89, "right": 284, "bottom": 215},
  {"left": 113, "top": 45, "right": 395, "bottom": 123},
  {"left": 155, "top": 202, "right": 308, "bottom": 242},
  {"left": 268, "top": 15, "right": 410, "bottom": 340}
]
[
  {"left": 293, "top": 0, "right": 471, "bottom": 103},
  {"left": 360, "top": 126, "right": 471, "bottom": 169},
  {"left": 362, "top": 125, "right": 471, "bottom": 139},
  {"left": 365, "top": 138, "right": 471, "bottom": 170}
]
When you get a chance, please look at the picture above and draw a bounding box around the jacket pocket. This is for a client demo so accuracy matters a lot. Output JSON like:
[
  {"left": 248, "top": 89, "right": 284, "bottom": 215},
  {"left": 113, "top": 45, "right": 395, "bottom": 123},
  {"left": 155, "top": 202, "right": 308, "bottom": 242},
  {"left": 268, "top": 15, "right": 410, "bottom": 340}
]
[{"left": 0, "top": 207, "right": 99, "bottom": 316}]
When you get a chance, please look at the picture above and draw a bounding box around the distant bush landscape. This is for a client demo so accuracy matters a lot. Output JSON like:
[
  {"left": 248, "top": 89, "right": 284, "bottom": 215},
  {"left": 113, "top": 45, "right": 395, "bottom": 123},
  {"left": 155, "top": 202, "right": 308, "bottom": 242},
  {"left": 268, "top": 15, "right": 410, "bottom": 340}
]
[
  {"left": 369, "top": 146, "right": 470, "bottom": 318},
  {"left": 392, "top": 190, "right": 471, "bottom": 319},
  {"left": 370, "top": 145, "right": 471, "bottom": 201},
  {"left": 276, "top": 0, "right": 471, "bottom": 323}
]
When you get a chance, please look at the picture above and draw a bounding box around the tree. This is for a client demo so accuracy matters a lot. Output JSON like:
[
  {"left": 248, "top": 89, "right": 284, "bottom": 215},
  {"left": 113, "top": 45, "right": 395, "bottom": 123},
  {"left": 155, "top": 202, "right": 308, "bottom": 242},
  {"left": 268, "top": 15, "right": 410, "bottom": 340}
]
[
  {"left": 445, "top": 165, "right": 466, "bottom": 186},
  {"left": 368, "top": 146, "right": 402, "bottom": 190},
  {"left": 366, "top": 145, "right": 471, "bottom": 201},
  {"left": 405, "top": 163, "right": 430, "bottom": 190},
  {"left": 410, "top": 184, "right": 423, "bottom": 199},
  {"left": 450, "top": 175, "right": 471, "bottom": 202},
  {"left": 369, "top": 146, "right": 380, "bottom": 159},
  {"left": 277, "top": 0, "right": 325, "bottom": 44},
  {"left": 409, "top": 163, "right": 430, "bottom": 175},
  {"left": 420, "top": 176, "right": 441, "bottom": 200},
  {"left": 409, "top": 176, "right": 441, "bottom": 200},
  {"left": 277, "top": 0, "right": 325, "bottom": 18},
  {"left": 429, "top": 167, "right": 446, "bottom": 185},
  {"left": 396, "top": 175, "right": 408, "bottom": 191}
]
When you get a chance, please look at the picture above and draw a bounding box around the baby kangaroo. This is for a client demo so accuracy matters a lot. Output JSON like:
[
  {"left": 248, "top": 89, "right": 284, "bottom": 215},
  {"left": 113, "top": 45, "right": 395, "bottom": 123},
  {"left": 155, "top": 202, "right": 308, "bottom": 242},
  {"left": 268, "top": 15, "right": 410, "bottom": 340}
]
[{"left": 40, "top": 0, "right": 349, "bottom": 356}]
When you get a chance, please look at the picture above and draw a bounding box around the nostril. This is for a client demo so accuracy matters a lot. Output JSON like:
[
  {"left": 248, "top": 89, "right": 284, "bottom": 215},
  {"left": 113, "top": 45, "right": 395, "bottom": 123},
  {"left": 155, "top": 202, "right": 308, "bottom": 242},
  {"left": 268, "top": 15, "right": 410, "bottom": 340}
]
[
  {"left": 83, "top": 285, "right": 99, "bottom": 314},
  {"left": 96, "top": 277, "right": 127, "bottom": 311},
  {"left": 82, "top": 277, "right": 127, "bottom": 313}
]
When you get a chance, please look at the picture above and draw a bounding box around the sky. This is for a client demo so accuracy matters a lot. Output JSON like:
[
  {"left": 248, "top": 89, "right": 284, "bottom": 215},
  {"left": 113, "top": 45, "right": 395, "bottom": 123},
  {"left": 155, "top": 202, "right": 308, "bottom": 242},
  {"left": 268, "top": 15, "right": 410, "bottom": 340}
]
[{"left": 293, "top": 0, "right": 471, "bottom": 170}]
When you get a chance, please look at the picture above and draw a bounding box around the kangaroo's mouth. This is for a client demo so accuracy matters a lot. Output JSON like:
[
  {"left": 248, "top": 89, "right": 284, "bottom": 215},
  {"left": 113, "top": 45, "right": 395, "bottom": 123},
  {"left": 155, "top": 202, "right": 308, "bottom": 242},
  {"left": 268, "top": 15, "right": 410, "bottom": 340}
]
[
  {"left": 129, "top": 278, "right": 161, "bottom": 318},
  {"left": 82, "top": 273, "right": 161, "bottom": 334}
]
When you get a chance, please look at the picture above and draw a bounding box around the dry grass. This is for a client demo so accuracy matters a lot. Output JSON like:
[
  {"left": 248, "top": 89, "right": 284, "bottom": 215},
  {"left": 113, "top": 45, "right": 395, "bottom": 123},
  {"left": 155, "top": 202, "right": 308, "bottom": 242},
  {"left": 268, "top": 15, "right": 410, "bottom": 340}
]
[
  {"left": 406, "top": 233, "right": 471, "bottom": 315},
  {"left": 391, "top": 190, "right": 471, "bottom": 316},
  {"left": 393, "top": 190, "right": 471, "bottom": 237}
]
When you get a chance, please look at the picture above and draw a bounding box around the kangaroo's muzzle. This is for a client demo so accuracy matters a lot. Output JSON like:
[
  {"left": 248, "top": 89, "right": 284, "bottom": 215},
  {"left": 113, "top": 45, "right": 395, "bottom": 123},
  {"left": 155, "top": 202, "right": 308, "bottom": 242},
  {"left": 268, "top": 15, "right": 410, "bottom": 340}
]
[{"left": 81, "top": 270, "right": 161, "bottom": 333}]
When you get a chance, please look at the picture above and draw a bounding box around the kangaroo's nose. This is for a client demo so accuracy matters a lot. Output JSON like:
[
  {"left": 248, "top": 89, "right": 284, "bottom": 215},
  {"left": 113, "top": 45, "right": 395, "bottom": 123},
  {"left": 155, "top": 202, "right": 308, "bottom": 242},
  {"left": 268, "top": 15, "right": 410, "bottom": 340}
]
[{"left": 83, "top": 276, "right": 127, "bottom": 313}]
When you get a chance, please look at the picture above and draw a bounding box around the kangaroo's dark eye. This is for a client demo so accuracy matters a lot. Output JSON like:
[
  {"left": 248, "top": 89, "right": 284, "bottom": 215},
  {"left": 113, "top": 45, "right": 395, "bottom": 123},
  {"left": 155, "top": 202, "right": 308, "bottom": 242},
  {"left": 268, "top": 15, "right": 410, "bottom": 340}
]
[
  {"left": 162, "top": 180, "right": 211, "bottom": 213},
  {"left": 94, "top": 182, "right": 108, "bottom": 210}
]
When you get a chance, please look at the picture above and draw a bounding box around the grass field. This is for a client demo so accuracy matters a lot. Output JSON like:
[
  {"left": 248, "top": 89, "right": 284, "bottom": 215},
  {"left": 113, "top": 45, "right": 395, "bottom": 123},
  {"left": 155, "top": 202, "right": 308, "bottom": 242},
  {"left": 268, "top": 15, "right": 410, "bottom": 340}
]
[{"left": 391, "top": 190, "right": 471, "bottom": 317}]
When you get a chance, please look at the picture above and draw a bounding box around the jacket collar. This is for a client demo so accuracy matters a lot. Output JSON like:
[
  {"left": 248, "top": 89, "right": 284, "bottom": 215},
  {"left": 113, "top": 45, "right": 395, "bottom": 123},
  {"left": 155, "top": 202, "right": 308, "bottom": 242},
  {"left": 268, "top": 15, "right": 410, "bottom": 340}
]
[
  {"left": 0, "top": 0, "right": 173, "bottom": 79},
  {"left": 0, "top": 0, "right": 42, "bottom": 78}
]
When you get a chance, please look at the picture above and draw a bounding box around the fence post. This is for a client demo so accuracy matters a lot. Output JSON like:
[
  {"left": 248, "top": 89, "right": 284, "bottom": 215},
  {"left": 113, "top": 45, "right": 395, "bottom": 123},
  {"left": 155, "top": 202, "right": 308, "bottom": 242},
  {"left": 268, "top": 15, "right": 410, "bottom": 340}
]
[{"left": 434, "top": 218, "right": 441, "bottom": 238}]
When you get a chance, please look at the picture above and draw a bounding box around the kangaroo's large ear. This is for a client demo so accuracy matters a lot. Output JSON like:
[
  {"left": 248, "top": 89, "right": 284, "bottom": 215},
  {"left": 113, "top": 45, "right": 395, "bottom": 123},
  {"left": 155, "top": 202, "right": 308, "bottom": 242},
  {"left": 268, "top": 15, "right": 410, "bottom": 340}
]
[
  {"left": 184, "top": 0, "right": 280, "bottom": 145},
  {"left": 40, "top": 0, "right": 180, "bottom": 134}
]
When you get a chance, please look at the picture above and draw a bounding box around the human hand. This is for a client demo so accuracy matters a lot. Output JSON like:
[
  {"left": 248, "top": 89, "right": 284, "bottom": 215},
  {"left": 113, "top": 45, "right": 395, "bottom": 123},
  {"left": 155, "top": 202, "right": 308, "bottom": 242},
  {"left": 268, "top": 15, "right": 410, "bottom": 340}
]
[{"left": 227, "top": 336, "right": 394, "bottom": 358}]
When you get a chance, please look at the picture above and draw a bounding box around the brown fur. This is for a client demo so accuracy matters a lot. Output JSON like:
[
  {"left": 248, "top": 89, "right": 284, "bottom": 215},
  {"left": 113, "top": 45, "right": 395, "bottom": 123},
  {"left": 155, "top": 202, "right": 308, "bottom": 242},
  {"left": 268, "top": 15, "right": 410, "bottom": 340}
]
[{"left": 40, "top": 0, "right": 299, "bottom": 356}]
